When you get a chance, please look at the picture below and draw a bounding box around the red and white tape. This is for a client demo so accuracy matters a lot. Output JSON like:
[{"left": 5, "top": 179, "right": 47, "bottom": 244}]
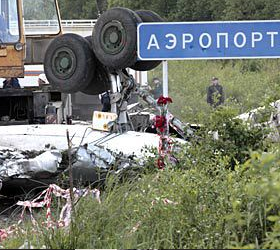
[{"left": 0, "top": 184, "right": 101, "bottom": 243}]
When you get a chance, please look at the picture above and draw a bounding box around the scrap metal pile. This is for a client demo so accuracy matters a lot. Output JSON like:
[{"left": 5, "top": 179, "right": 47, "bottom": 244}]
[
  {"left": 0, "top": 68, "right": 191, "bottom": 195},
  {"left": 0, "top": 123, "right": 174, "bottom": 195}
]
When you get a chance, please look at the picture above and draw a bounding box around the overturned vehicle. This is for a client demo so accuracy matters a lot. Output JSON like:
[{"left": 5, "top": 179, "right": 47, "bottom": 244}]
[
  {"left": 0, "top": 7, "right": 199, "bottom": 196},
  {"left": 44, "top": 7, "right": 164, "bottom": 95}
]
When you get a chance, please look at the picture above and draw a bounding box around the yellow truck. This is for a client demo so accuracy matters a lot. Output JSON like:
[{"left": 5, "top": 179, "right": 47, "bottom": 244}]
[{"left": 0, "top": 0, "right": 62, "bottom": 78}]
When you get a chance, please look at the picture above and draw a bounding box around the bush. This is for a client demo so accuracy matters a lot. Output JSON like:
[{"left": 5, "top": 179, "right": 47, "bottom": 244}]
[
  {"left": 178, "top": 106, "right": 270, "bottom": 170},
  {"left": 148, "top": 59, "right": 280, "bottom": 123},
  {"left": 3, "top": 60, "right": 280, "bottom": 249},
  {"left": 3, "top": 116, "right": 278, "bottom": 249}
]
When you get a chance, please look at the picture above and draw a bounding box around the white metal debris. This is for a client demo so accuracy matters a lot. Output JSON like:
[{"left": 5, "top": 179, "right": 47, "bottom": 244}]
[
  {"left": 236, "top": 99, "right": 280, "bottom": 142},
  {"left": 0, "top": 124, "right": 166, "bottom": 157},
  {"left": 0, "top": 124, "right": 185, "bottom": 188},
  {"left": 0, "top": 150, "right": 62, "bottom": 179}
]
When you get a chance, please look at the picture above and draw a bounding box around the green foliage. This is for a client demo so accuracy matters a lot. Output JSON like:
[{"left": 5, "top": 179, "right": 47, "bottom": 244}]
[
  {"left": 57, "top": 0, "right": 280, "bottom": 21},
  {"left": 4, "top": 143, "right": 280, "bottom": 249},
  {"left": 107, "top": 0, "right": 176, "bottom": 21},
  {"left": 108, "top": 0, "right": 149, "bottom": 11},
  {"left": 174, "top": 106, "right": 270, "bottom": 175},
  {"left": 57, "top": 0, "right": 99, "bottom": 19},
  {"left": 2, "top": 109, "right": 276, "bottom": 249},
  {"left": 223, "top": 0, "right": 280, "bottom": 20},
  {"left": 148, "top": 59, "right": 280, "bottom": 124},
  {"left": 170, "top": 0, "right": 212, "bottom": 21}
]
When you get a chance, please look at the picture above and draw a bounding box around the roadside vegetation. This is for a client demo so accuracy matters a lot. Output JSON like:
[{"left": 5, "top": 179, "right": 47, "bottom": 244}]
[
  {"left": 149, "top": 59, "right": 280, "bottom": 124},
  {"left": 58, "top": 0, "right": 280, "bottom": 23},
  {"left": 2, "top": 95, "right": 280, "bottom": 248},
  {"left": 8, "top": 1, "right": 280, "bottom": 249}
]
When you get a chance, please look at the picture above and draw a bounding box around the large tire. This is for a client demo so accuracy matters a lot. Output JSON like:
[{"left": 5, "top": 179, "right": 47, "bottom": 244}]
[
  {"left": 92, "top": 7, "right": 141, "bottom": 70},
  {"left": 81, "top": 36, "right": 111, "bottom": 95},
  {"left": 130, "top": 10, "right": 163, "bottom": 71},
  {"left": 44, "top": 33, "right": 95, "bottom": 93}
]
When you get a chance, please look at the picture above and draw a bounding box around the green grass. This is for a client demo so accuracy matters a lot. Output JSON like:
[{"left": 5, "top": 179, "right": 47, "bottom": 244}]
[
  {"left": 148, "top": 59, "right": 280, "bottom": 123},
  {"left": 2, "top": 108, "right": 280, "bottom": 249},
  {"left": 3, "top": 147, "right": 280, "bottom": 249},
  {"left": 2, "top": 60, "right": 280, "bottom": 249}
]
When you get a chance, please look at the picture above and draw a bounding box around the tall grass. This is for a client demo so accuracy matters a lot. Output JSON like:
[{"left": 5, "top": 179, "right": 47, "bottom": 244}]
[
  {"left": 148, "top": 59, "right": 280, "bottom": 123},
  {"left": 2, "top": 60, "right": 280, "bottom": 249},
  {"left": 4, "top": 147, "right": 280, "bottom": 249}
]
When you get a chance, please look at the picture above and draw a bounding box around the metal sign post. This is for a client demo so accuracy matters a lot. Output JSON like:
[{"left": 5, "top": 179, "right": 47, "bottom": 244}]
[
  {"left": 162, "top": 60, "right": 169, "bottom": 165},
  {"left": 137, "top": 20, "right": 280, "bottom": 168},
  {"left": 162, "top": 60, "right": 168, "bottom": 97}
]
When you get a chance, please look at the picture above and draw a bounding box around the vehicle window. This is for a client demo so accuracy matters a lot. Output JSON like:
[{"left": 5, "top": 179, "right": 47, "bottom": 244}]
[
  {"left": 23, "top": 0, "right": 61, "bottom": 35},
  {"left": 0, "top": 0, "right": 20, "bottom": 43}
]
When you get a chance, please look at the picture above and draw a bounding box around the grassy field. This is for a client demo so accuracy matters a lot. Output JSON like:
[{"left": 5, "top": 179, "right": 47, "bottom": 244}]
[
  {"left": 2, "top": 60, "right": 280, "bottom": 249},
  {"left": 148, "top": 59, "right": 280, "bottom": 123},
  {"left": 3, "top": 141, "right": 280, "bottom": 249}
]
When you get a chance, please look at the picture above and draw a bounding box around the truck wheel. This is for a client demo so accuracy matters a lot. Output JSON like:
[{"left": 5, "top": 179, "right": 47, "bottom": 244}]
[
  {"left": 44, "top": 33, "right": 95, "bottom": 93},
  {"left": 81, "top": 36, "right": 111, "bottom": 95},
  {"left": 130, "top": 10, "right": 163, "bottom": 71},
  {"left": 92, "top": 7, "right": 141, "bottom": 70},
  {"left": 80, "top": 62, "right": 111, "bottom": 95}
]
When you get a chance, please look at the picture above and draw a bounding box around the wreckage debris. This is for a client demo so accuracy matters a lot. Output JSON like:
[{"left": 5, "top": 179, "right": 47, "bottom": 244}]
[
  {"left": 0, "top": 146, "right": 63, "bottom": 195},
  {"left": 0, "top": 128, "right": 157, "bottom": 195},
  {"left": 0, "top": 149, "right": 62, "bottom": 180}
]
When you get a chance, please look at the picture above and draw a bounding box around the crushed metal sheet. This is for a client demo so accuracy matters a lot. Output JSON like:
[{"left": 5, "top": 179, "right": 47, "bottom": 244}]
[
  {"left": 0, "top": 124, "right": 185, "bottom": 191},
  {"left": 0, "top": 149, "right": 62, "bottom": 179}
]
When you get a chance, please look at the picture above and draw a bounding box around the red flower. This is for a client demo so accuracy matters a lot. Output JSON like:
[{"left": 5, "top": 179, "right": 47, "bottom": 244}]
[
  {"left": 157, "top": 95, "right": 173, "bottom": 105},
  {"left": 154, "top": 115, "right": 166, "bottom": 128},
  {"left": 157, "top": 158, "right": 165, "bottom": 169}
]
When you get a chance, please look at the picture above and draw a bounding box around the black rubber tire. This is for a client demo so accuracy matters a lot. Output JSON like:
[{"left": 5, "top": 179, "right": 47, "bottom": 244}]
[
  {"left": 130, "top": 10, "right": 163, "bottom": 71},
  {"left": 44, "top": 33, "right": 95, "bottom": 93},
  {"left": 92, "top": 7, "right": 142, "bottom": 70},
  {"left": 81, "top": 36, "right": 111, "bottom": 95}
]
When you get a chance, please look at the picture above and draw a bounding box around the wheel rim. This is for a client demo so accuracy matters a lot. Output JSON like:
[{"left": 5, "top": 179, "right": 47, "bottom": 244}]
[
  {"left": 51, "top": 47, "right": 77, "bottom": 80},
  {"left": 100, "top": 20, "right": 126, "bottom": 55}
]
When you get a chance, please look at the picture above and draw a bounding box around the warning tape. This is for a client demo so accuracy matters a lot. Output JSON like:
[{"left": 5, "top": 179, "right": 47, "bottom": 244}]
[
  {"left": 154, "top": 95, "right": 175, "bottom": 169},
  {"left": 0, "top": 184, "right": 101, "bottom": 243}
]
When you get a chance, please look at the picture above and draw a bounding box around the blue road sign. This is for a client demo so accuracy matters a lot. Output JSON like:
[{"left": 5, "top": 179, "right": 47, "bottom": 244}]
[{"left": 137, "top": 21, "right": 280, "bottom": 60}]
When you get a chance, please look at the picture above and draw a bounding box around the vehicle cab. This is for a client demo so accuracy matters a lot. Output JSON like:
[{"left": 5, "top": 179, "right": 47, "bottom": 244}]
[
  {"left": 0, "top": 0, "right": 24, "bottom": 77},
  {"left": 0, "top": 0, "right": 62, "bottom": 78}
]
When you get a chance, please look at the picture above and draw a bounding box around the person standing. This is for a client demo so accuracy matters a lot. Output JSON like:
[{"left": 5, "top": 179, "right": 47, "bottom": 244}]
[
  {"left": 151, "top": 77, "right": 163, "bottom": 99},
  {"left": 207, "top": 77, "right": 225, "bottom": 108},
  {"left": 100, "top": 90, "right": 111, "bottom": 112}
]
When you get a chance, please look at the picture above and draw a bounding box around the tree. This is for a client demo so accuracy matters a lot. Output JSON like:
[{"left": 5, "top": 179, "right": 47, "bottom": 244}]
[
  {"left": 57, "top": 0, "right": 99, "bottom": 19},
  {"left": 209, "top": 0, "right": 227, "bottom": 20},
  {"left": 108, "top": 0, "right": 148, "bottom": 10},
  {"left": 57, "top": 0, "right": 280, "bottom": 21},
  {"left": 108, "top": 0, "right": 177, "bottom": 20},
  {"left": 259, "top": 0, "right": 280, "bottom": 20},
  {"left": 224, "top": 0, "right": 266, "bottom": 20},
  {"left": 149, "top": 0, "right": 177, "bottom": 21},
  {"left": 170, "top": 0, "right": 212, "bottom": 21}
]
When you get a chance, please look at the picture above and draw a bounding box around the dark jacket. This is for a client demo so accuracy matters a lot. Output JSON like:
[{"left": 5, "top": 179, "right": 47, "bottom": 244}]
[
  {"left": 101, "top": 91, "right": 111, "bottom": 112},
  {"left": 207, "top": 84, "right": 224, "bottom": 107},
  {"left": 3, "top": 78, "right": 20, "bottom": 89},
  {"left": 152, "top": 83, "right": 163, "bottom": 99}
]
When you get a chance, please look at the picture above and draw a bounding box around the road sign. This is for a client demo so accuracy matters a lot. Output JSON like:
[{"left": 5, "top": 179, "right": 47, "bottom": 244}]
[{"left": 137, "top": 21, "right": 280, "bottom": 60}]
